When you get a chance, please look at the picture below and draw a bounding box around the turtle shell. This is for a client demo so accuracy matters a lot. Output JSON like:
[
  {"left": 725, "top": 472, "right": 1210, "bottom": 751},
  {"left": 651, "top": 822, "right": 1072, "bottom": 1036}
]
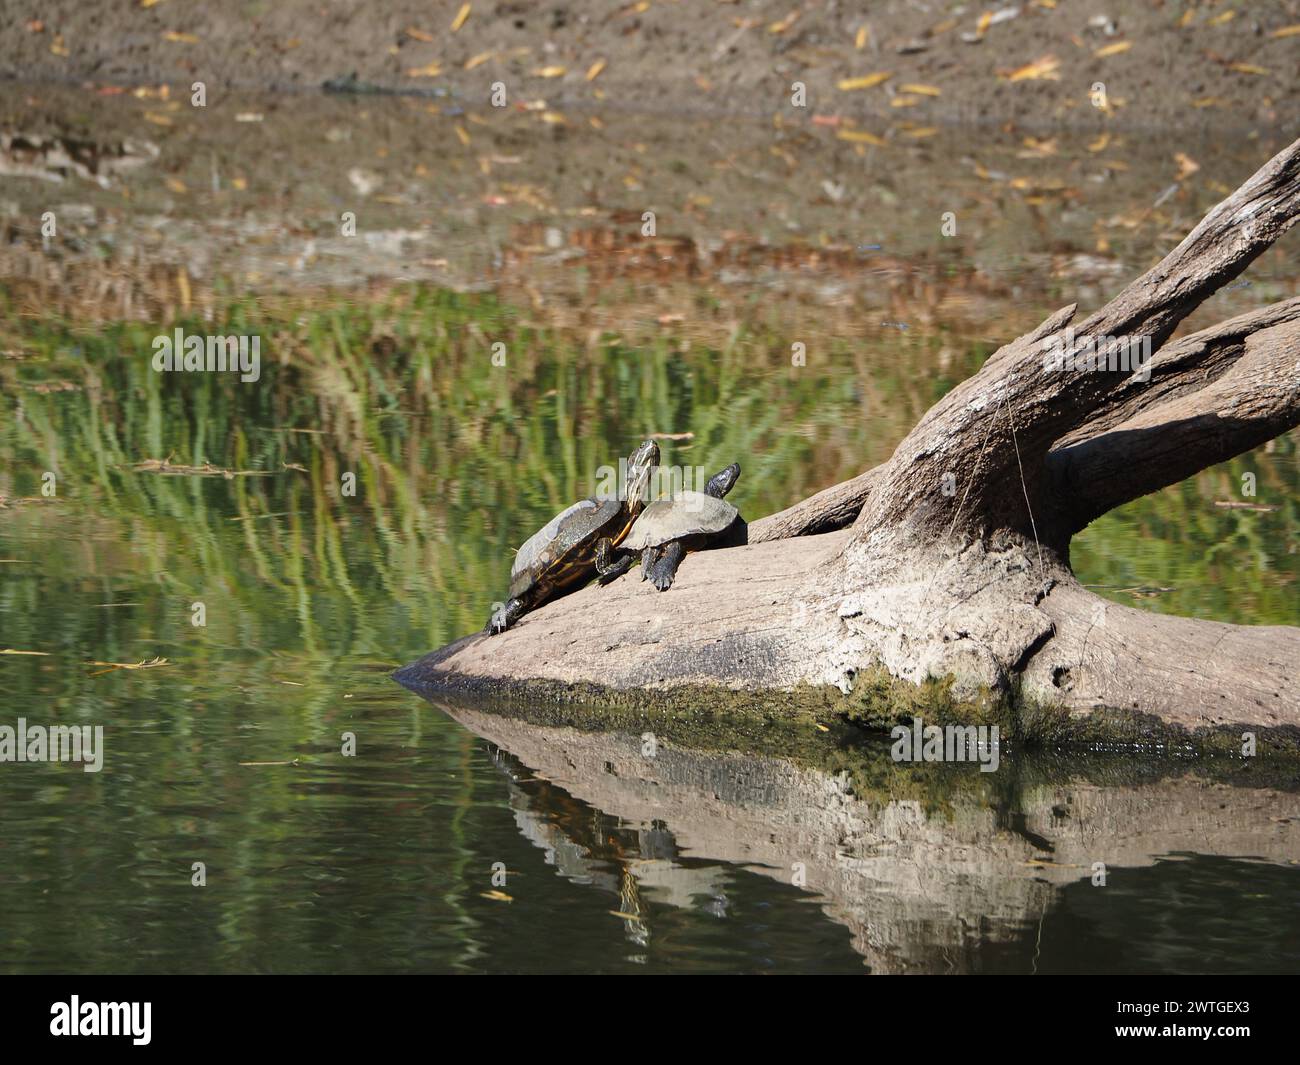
[
  {"left": 623, "top": 492, "right": 738, "bottom": 550},
  {"left": 509, "top": 497, "right": 621, "bottom": 598}
]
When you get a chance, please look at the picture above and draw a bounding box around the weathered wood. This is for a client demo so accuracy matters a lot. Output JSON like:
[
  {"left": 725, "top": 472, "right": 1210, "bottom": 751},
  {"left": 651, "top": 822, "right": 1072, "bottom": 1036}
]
[
  {"left": 856, "top": 138, "right": 1300, "bottom": 547},
  {"left": 748, "top": 465, "right": 882, "bottom": 542},
  {"left": 1050, "top": 303, "right": 1300, "bottom": 533},
  {"left": 1025, "top": 583, "right": 1300, "bottom": 727}
]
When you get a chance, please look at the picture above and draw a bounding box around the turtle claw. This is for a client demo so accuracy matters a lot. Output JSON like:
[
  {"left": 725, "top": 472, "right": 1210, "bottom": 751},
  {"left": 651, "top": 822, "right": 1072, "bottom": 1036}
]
[
  {"left": 487, "top": 597, "right": 525, "bottom": 635},
  {"left": 648, "top": 543, "right": 685, "bottom": 591}
]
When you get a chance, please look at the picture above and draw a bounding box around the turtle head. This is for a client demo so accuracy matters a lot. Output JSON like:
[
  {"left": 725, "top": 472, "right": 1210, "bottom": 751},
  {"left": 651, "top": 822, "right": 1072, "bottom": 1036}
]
[
  {"left": 624, "top": 439, "right": 659, "bottom": 510},
  {"left": 705, "top": 462, "right": 741, "bottom": 499}
]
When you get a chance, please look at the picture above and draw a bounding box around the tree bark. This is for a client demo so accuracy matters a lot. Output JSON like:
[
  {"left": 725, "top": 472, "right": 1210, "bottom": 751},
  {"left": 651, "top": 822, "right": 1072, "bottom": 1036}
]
[
  {"left": 747, "top": 465, "right": 882, "bottom": 542},
  {"left": 398, "top": 138, "right": 1300, "bottom": 739}
]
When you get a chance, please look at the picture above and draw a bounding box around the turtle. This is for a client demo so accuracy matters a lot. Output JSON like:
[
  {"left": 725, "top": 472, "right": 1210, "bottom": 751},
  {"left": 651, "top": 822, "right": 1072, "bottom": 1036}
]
[
  {"left": 597, "top": 462, "right": 745, "bottom": 592},
  {"left": 486, "top": 439, "right": 659, "bottom": 634}
]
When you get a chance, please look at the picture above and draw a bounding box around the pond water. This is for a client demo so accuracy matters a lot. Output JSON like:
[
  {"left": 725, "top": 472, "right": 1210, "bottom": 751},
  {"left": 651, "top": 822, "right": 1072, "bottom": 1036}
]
[{"left": 1, "top": 99, "right": 1298, "bottom": 973}]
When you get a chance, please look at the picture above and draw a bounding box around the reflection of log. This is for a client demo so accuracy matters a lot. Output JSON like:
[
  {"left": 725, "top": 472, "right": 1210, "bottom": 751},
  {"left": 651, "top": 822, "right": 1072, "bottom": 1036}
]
[
  {"left": 438, "top": 703, "right": 1300, "bottom": 973},
  {"left": 404, "top": 139, "right": 1300, "bottom": 732}
]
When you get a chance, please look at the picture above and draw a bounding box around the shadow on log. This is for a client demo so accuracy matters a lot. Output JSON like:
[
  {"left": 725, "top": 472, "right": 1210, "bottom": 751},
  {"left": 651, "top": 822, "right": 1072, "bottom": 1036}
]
[{"left": 398, "top": 139, "right": 1300, "bottom": 742}]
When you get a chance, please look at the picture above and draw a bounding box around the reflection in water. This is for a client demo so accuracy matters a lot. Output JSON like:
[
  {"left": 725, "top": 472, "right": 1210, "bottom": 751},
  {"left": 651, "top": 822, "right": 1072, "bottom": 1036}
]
[
  {"left": 493, "top": 748, "right": 731, "bottom": 951},
  {"left": 432, "top": 701, "right": 1300, "bottom": 974}
]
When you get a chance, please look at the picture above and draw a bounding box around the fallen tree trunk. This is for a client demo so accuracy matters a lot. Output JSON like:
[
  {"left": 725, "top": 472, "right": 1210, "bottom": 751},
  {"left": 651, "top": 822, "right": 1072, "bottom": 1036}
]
[{"left": 399, "top": 138, "right": 1300, "bottom": 741}]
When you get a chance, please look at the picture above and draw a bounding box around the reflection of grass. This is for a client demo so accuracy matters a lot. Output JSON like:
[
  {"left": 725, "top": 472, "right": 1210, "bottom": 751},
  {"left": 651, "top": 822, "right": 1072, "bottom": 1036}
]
[
  {"left": 1072, "top": 449, "right": 1300, "bottom": 626},
  {"left": 1, "top": 283, "right": 1298, "bottom": 699},
  {"left": 0, "top": 286, "right": 925, "bottom": 668}
]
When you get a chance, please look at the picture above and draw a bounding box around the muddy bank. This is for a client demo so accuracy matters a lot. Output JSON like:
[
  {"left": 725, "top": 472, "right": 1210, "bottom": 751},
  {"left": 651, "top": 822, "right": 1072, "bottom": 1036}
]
[
  {"left": 4, "top": 1, "right": 1298, "bottom": 135},
  {"left": 3, "top": 82, "right": 1296, "bottom": 333}
]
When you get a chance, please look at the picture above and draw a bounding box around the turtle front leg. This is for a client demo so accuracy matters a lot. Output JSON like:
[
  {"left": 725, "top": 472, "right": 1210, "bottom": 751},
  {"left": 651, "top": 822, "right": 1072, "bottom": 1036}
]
[
  {"left": 595, "top": 537, "right": 634, "bottom": 584},
  {"left": 487, "top": 596, "right": 527, "bottom": 635},
  {"left": 648, "top": 542, "right": 686, "bottom": 591},
  {"left": 640, "top": 545, "right": 659, "bottom": 580}
]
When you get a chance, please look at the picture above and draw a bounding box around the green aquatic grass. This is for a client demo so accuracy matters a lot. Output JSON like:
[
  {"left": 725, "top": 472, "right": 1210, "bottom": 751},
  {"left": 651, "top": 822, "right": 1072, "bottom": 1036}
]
[{"left": 1, "top": 284, "right": 1297, "bottom": 715}]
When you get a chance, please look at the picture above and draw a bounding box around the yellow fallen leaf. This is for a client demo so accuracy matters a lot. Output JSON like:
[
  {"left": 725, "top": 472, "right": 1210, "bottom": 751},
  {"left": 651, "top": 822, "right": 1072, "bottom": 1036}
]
[
  {"left": 769, "top": 11, "right": 800, "bottom": 34},
  {"left": 465, "top": 51, "right": 494, "bottom": 70},
  {"left": 1087, "top": 132, "right": 1110, "bottom": 152},
  {"left": 455, "top": 124, "right": 470, "bottom": 146},
  {"left": 165, "top": 177, "right": 188, "bottom": 193},
  {"left": 1228, "top": 63, "right": 1268, "bottom": 75},
  {"left": 540, "top": 111, "right": 566, "bottom": 124},
  {"left": 609, "top": 910, "right": 641, "bottom": 920},
  {"left": 406, "top": 62, "right": 442, "bottom": 77},
  {"left": 0, "top": 649, "right": 51, "bottom": 656},
  {"left": 405, "top": 27, "right": 434, "bottom": 42},
  {"left": 231, "top": 177, "right": 247, "bottom": 190},
  {"left": 1174, "top": 151, "right": 1199, "bottom": 179},
  {"left": 1002, "top": 55, "right": 1060, "bottom": 81},
  {"left": 141, "top": 0, "right": 167, "bottom": 7},
  {"left": 585, "top": 59, "right": 606, "bottom": 81},
  {"left": 899, "top": 83, "right": 941, "bottom": 96},
  {"left": 976, "top": 11, "right": 993, "bottom": 37},
  {"left": 50, "top": 36, "right": 69, "bottom": 57},
  {"left": 1094, "top": 41, "right": 1131, "bottom": 58},
  {"left": 837, "top": 129, "right": 887, "bottom": 146},
  {"left": 1019, "top": 136, "right": 1057, "bottom": 156},
  {"left": 162, "top": 31, "right": 199, "bottom": 44},
  {"left": 481, "top": 890, "right": 512, "bottom": 902},
  {"left": 533, "top": 65, "right": 567, "bottom": 78},
  {"left": 1206, "top": 10, "right": 1236, "bottom": 27},
  {"left": 855, "top": 26, "right": 869, "bottom": 49},
  {"left": 1191, "top": 96, "right": 1225, "bottom": 108},
  {"left": 838, "top": 72, "right": 892, "bottom": 91},
  {"left": 904, "top": 127, "right": 939, "bottom": 139},
  {"left": 891, "top": 95, "right": 919, "bottom": 108},
  {"left": 1270, "top": 25, "right": 1300, "bottom": 38},
  {"left": 143, "top": 112, "right": 173, "bottom": 126},
  {"left": 451, "top": 3, "right": 471, "bottom": 33}
]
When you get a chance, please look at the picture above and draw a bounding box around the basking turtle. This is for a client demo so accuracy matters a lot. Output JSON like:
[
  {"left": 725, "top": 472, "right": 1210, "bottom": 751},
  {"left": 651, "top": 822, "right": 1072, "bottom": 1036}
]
[
  {"left": 487, "top": 439, "right": 659, "bottom": 634},
  {"left": 598, "top": 463, "right": 745, "bottom": 591}
]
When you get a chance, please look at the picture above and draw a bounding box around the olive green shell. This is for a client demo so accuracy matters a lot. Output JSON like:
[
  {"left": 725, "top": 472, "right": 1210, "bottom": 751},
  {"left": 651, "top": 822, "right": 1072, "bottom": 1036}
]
[
  {"left": 622, "top": 492, "right": 738, "bottom": 550},
  {"left": 509, "top": 498, "right": 623, "bottom": 598}
]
